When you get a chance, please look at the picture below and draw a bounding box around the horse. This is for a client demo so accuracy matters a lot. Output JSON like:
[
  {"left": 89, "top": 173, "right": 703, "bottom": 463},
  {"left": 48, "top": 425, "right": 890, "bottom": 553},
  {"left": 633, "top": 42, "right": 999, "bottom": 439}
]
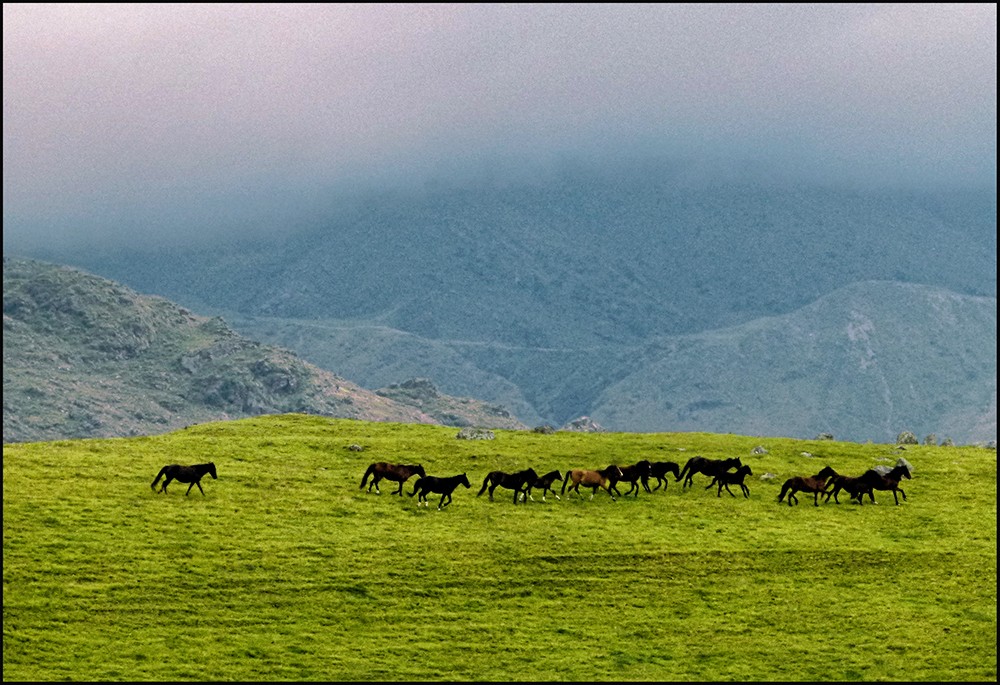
[
  {"left": 856, "top": 464, "right": 912, "bottom": 505},
  {"left": 823, "top": 473, "right": 871, "bottom": 505},
  {"left": 706, "top": 464, "right": 753, "bottom": 498},
  {"left": 677, "top": 456, "right": 743, "bottom": 489},
  {"left": 607, "top": 460, "right": 653, "bottom": 498},
  {"left": 409, "top": 473, "right": 471, "bottom": 510},
  {"left": 642, "top": 461, "right": 681, "bottom": 492},
  {"left": 525, "top": 470, "right": 564, "bottom": 502},
  {"left": 360, "top": 462, "right": 426, "bottom": 495},
  {"left": 150, "top": 462, "right": 217, "bottom": 496},
  {"left": 561, "top": 465, "right": 624, "bottom": 501},
  {"left": 777, "top": 465, "right": 839, "bottom": 506},
  {"left": 477, "top": 468, "right": 538, "bottom": 504}
]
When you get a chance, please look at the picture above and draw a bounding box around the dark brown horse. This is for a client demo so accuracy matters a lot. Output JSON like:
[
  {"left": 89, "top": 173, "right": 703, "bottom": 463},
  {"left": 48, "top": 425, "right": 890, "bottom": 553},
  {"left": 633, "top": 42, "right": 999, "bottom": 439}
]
[
  {"left": 677, "top": 456, "right": 743, "bottom": 489},
  {"left": 561, "top": 465, "right": 624, "bottom": 501},
  {"left": 824, "top": 473, "right": 870, "bottom": 505},
  {"left": 151, "top": 462, "right": 217, "bottom": 496},
  {"left": 477, "top": 468, "right": 538, "bottom": 504},
  {"left": 856, "top": 464, "right": 912, "bottom": 505},
  {"left": 777, "top": 465, "right": 839, "bottom": 506},
  {"left": 360, "top": 462, "right": 426, "bottom": 495},
  {"left": 409, "top": 473, "right": 471, "bottom": 510},
  {"left": 608, "top": 460, "right": 653, "bottom": 498},
  {"left": 525, "top": 470, "right": 564, "bottom": 502},
  {"left": 642, "top": 461, "right": 681, "bottom": 492},
  {"left": 706, "top": 464, "right": 753, "bottom": 498}
]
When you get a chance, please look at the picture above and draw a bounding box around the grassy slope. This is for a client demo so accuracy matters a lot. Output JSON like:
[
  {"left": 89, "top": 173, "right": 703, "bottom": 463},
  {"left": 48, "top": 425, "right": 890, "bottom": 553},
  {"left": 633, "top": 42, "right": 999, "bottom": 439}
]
[{"left": 3, "top": 416, "right": 996, "bottom": 681}]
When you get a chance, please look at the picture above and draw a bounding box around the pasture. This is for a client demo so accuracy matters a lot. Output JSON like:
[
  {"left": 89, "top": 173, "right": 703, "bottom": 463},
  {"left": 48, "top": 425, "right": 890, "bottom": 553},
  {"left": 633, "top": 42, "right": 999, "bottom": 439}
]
[{"left": 3, "top": 414, "right": 996, "bottom": 681}]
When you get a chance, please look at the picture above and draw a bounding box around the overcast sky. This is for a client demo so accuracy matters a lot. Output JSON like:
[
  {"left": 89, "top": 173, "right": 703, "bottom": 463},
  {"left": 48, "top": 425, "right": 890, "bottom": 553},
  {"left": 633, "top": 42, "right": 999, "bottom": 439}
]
[{"left": 3, "top": 3, "right": 996, "bottom": 247}]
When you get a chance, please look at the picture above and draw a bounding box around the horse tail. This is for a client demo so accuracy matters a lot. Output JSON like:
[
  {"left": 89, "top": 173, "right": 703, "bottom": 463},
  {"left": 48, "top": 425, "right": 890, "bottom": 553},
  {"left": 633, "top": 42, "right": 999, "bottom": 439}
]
[
  {"left": 150, "top": 466, "right": 169, "bottom": 491},
  {"left": 561, "top": 471, "right": 572, "bottom": 495},
  {"left": 360, "top": 463, "right": 376, "bottom": 489},
  {"left": 477, "top": 473, "right": 491, "bottom": 497},
  {"left": 676, "top": 459, "right": 693, "bottom": 482},
  {"left": 409, "top": 478, "right": 423, "bottom": 497},
  {"left": 777, "top": 480, "right": 790, "bottom": 502}
]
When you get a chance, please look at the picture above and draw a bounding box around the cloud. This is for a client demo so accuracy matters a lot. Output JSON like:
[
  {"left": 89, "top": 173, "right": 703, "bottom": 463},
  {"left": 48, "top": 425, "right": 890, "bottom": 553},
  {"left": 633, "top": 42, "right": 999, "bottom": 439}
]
[{"left": 3, "top": 3, "right": 996, "bottom": 246}]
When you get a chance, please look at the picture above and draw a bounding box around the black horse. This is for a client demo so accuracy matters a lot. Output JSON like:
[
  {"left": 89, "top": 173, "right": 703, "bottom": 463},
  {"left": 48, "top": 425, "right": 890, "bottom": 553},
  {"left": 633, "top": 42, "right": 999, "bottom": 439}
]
[
  {"left": 856, "top": 464, "right": 912, "bottom": 505},
  {"left": 360, "top": 462, "right": 426, "bottom": 495},
  {"left": 706, "top": 464, "right": 753, "bottom": 498},
  {"left": 608, "top": 460, "right": 653, "bottom": 498},
  {"left": 477, "top": 468, "right": 538, "bottom": 504},
  {"left": 642, "top": 461, "right": 681, "bottom": 492},
  {"left": 525, "top": 470, "right": 564, "bottom": 502},
  {"left": 151, "top": 462, "right": 217, "bottom": 496},
  {"left": 677, "top": 456, "right": 742, "bottom": 489},
  {"left": 410, "top": 473, "right": 471, "bottom": 510}
]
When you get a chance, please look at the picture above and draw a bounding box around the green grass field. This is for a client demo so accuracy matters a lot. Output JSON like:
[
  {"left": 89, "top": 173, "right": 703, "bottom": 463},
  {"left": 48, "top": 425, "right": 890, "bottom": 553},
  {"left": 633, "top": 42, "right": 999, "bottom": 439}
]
[{"left": 3, "top": 415, "right": 996, "bottom": 681}]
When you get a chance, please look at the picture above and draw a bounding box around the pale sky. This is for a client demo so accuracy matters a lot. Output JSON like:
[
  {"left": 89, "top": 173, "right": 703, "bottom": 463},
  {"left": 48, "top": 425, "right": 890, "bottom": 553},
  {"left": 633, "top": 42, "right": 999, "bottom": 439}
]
[{"left": 3, "top": 3, "right": 996, "bottom": 246}]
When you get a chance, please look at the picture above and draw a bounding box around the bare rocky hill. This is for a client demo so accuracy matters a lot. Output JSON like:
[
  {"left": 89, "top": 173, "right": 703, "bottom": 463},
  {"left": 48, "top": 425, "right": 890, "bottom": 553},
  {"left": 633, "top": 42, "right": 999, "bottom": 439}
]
[{"left": 2, "top": 258, "right": 526, "bottom": 443}]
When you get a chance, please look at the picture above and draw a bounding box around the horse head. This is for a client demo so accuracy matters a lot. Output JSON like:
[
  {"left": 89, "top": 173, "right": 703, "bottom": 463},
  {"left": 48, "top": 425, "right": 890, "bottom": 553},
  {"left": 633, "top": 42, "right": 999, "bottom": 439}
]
[
  {"left": 415, "top": 464, "right": 427, "bottom": 478},
  {"left": 817, "top": 465, "right": 838, "bottom": 480},
  {"left": 460, "top": 473, "right": 471, "bottom": 488},
  {"left": 207, "top": 462, "right": 218, "bottom": 479}
]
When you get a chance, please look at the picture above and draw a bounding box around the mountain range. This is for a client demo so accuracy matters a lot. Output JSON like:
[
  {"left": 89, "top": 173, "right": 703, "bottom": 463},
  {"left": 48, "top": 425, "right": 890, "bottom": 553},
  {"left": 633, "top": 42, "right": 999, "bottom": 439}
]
[
  {"left": 2, "top": 258, "right": 527, "bottom": 444},
  {"left": 11, "top": 169, "right": 997, "bottom": 444}
]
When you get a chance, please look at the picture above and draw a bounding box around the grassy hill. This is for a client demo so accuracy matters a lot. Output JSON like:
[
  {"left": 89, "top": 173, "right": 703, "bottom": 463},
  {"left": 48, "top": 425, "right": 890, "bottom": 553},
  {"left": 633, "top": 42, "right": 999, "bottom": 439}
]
[
  {"left": 2, "top": 258, "right": 526, "bottom": 443},
  {"left": 2, "top": 415, "right": 996, "bottom": 681}
]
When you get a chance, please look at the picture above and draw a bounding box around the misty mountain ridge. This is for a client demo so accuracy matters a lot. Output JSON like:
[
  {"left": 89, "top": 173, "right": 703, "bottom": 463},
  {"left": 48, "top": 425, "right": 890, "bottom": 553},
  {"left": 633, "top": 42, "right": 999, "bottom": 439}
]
[{"left": 12, "top": 172, "right": 996, "bottom": 444}]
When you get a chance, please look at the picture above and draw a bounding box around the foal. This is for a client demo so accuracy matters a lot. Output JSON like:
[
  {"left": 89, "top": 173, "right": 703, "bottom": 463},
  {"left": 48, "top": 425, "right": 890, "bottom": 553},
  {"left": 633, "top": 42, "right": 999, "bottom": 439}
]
[
  {"left": 706, "top": 464, "right": 753, "bottom": 498},
  {"left": 409, "top": 473, "right": 471, "bottom": 510},
  {"left": 525, "top": 470, "right": 564, "bottom": 502}
]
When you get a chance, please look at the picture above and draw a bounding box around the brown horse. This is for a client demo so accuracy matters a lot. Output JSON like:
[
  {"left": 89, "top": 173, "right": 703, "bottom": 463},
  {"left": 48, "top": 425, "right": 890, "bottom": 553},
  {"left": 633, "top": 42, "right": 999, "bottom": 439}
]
[
  {"left": 777, "top": 465, "right": 839, "bottom": 506},
  {"left": 360, "top": 462, "right": 426, "bottom": 495},
  {"left": 706, "top": 464, "right": 753, "bottom": 498},
  {"left": 561, "top": 465, "right": 624, "bottom": 501},
  {"left": 151, "top": 462, "right": 217, "bottom": 496},
  {"left": 409, "top": 473, "right": 471, "bottom": 510},
  {"left": 824, "top": 473, "right": 870, "bottom": 505},
  {"left": 608, "top": 460, "right": 653, "bottom": 498},
  {"left": 477, "top": 468, "right": 538, "bottom": 504},
  {"left": 642, "top": 461, "right": 681, "bottom": 492},
  {"left": 856, "top": 464, "right": 912, "bottom": 505},
  {"left": 525, "top": 470, "right": 564, "bottom": 502},
  {"left": 677, "top": 456, "right": 743, "bottom": 489}
]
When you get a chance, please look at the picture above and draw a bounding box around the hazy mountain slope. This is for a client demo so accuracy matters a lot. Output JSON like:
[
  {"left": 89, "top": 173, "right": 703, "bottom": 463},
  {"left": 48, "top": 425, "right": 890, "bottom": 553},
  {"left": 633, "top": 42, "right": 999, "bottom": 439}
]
[
  {"left": 39, "top": 176, "right": 996, "bottom": 351},
  {"left": 591, "top": 281, "right": 997, "bottom": 444},
  {"left": 2, "top": 259, "right": 526, "bottom": 443}
]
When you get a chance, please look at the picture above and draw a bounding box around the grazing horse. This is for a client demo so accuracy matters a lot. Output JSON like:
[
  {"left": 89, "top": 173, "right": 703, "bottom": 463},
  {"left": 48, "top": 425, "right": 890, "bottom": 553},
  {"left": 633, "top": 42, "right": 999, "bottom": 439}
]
[
  {"left": 706, "top": 464, "right": 753, "bottom": 498},
  {"left": 525, "top": 470, "right": 564, "bottom": 502},
  {"left": 642, "top": 461, "right": 681, "bottom": 492},
  {"left": 477, "top": 468, "right": 539, "bottom": 504},
  {"left": 824, "top": 473, "right": 871, "bottom": 505},
  {"left": 607, "top": 460, "right": 653, "bottom": 498},
  {"left": 360, "top": 462, "right": 426, "bottom": 495},
  {"left": 677, "top": 456, "right": 743, "bottom": 490},
  {"left": 857, "top": 464, "right": 912, "bottom": 505},
  {"left": 409, "top": 473, "right": 471, "bottom": 510},
  {"left": 150, "top": 462, "right": 217, "bottom": 496},
  {"left": 777, "top": 465, "right": 839, "bottom": 506},
  {"left": 561, "top": 465, "right": 624, "bottom": 501}
]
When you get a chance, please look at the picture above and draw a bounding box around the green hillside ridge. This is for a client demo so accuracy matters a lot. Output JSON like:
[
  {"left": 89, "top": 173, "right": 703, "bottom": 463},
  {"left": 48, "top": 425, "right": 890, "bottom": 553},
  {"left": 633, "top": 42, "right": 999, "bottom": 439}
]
[
  {"left": 2, "top": 258, "right": 527, "bottom": 443},
  {"left": 3, "top": 415, "right": 996, "bottom": 680}
]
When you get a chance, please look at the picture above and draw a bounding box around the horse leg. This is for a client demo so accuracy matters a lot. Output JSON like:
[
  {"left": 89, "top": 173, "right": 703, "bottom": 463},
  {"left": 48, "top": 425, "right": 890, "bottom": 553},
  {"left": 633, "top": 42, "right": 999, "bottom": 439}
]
[
  {"left": 725, "top": 484, "right": 736, "bottom": 498},
  {"left": 195, "top": 480, "right": 205, "bottom": 496},
  {"left": 186, "top": 481, "right": 195, "bottom": 496},
  {"left": 741, "top": 484, "right": 750, "bottom": 498},
  {"left": 160, "top": 476, "right": 174, "bottom": 494},
  {"left": 898, "top": 487, "right": 907, "bottom": 502},
  {"left": 788, "top": 491, "right": 797, "bottom": 506},
  {"left": 393, "top": 479, "right": 406, "bottom": 496},
  {"left": 813, "top": 490, "right": 820, "bottom": 506}
]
